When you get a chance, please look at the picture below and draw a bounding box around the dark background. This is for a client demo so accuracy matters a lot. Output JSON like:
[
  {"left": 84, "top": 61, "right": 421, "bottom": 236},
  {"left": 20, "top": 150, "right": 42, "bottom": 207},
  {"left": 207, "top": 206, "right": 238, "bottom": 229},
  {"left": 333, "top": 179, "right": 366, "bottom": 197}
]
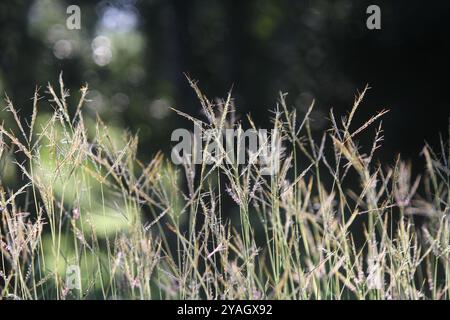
[{"left": 0, "top": 0, "right": 449, "bottom": 171}]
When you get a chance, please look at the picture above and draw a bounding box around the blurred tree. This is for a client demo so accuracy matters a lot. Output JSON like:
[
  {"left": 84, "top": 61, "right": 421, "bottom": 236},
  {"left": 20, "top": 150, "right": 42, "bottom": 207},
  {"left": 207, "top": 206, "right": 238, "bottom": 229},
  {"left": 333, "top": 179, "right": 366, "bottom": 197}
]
[{"left": 0, "top": 0, "right": 448, "bottom": 170}]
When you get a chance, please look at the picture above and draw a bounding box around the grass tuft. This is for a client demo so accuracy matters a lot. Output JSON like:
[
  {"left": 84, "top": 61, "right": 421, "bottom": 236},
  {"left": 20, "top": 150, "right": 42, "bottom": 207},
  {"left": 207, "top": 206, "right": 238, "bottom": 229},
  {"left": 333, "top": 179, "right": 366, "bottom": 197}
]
[{"left": 0, "top": 77, "right": 449, "bottom": 300}]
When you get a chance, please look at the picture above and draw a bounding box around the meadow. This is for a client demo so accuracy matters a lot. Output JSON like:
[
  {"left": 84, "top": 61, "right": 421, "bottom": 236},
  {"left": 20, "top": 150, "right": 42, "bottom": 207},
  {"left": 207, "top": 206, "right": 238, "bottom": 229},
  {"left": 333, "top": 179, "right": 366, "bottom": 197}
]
[{"left": 0, "top": 76, "right": 449, "bottom": 300}]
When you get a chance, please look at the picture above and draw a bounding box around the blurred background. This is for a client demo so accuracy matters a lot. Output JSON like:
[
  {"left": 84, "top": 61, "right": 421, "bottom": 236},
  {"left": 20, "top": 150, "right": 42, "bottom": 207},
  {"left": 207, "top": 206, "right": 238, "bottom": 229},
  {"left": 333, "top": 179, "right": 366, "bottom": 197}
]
[
  {"left": 1, "top": 1, "right": 450, "bottom": 298},
  {"left": 0, "top": 0, "right": 449, "bottom": 173}
]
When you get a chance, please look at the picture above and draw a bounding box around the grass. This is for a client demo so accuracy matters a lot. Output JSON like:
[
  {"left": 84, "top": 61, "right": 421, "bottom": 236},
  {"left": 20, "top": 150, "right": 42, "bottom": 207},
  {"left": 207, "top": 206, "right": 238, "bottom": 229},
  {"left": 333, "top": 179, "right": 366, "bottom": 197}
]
[{"left": 0, "top": 76, "right": 449, "bottom": 300}]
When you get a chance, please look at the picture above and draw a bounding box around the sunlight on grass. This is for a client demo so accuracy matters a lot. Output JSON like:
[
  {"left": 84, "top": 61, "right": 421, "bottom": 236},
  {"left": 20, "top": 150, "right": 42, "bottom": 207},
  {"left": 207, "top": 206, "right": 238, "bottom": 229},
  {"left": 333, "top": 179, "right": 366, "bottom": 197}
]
[{"left": 0, "top": 76, "right": 449, "bottom": 300}]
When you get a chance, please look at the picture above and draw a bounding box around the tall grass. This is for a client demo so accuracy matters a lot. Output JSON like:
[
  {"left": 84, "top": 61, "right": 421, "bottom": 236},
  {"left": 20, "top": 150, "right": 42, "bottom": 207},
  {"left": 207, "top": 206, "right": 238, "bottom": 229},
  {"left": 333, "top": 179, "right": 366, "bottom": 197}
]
[{"left": 0, "top": 76, "right": 449, "bottom": 300}]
